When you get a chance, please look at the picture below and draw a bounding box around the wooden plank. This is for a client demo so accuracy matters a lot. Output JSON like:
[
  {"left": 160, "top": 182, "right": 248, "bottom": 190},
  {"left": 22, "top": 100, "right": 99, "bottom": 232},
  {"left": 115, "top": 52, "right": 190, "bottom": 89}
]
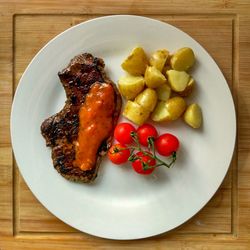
[
  {"left": 0, "top": 147, "right": 13, "bottom": 236},
  {"left": 1, "top": 0, "right": 250, "bottom": 15},
  {"left": 238, "top": 14, "right": 250, "bottom": 241},
  {"left": 0, "top": 12, "right": 13, "bottom": 237},
  {"left": 238, "top": 150, "right": 250, "bottom": 189},
  {"left": 1, "top": 235, "right": 250, "bottom": 250},
  {"left": 238, "top": 15, "right": 250, "bottom": 150},
  {"left": 0, "top": 14, "right": 13, "bottom": 146},
  {"left": 238, "top": 189, "right": 250, "bottom": 240}
]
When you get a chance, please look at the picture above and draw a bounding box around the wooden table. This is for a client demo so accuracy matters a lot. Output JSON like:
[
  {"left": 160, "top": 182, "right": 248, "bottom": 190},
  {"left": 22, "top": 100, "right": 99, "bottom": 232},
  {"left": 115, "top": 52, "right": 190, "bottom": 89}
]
[{"left": 0, "top": 1, "right": 249, "bottom": 249}]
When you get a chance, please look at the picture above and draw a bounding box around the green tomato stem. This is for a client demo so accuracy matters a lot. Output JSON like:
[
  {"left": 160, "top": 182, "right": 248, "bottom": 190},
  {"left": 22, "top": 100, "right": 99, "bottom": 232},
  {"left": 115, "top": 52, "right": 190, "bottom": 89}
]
[
  {"left": 130, "top": 131, "right": 141, "bottom": 151},
  {"left": 113, "top": 133, "right": 177, "bottom": 170}
]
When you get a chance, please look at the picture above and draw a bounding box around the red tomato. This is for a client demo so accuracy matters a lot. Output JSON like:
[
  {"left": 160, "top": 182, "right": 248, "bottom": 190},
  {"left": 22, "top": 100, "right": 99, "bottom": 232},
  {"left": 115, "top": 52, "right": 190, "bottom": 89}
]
[
  {"left": 132, "top": 152, "right": 156, "bottom": 175},
  {"left": 155, "top": 133, "right": 179, "bottom": 156},
  {"left": 137, "top": 123, "right": 158, "bottom": 146},
  {"left": 108, "top": 144, "right": 130, "bottom": 165},
  {"left": 114, "top": 123, "right": 136, "bottom": 145}
]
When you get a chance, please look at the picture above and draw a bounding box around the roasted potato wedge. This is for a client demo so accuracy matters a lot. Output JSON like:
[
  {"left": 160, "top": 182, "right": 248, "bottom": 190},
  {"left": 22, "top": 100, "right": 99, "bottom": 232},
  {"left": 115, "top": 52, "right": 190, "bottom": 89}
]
[
  {"left": 167, "top": 70, "right": 190, "bottom": 92},
  {"left": 123, "top": 101, "right": 150, "bottom": 125},
  {"left": 151, "top": 97, "right": 186, "bottom": 122},
  {"left": 149, "top": 49, "right": 169, "bottom": 72},
  {"left": 135, "top": 88, "right": 157, "bottom": 112},
  {"left": 118, "top": 75, "right": 145, "bottom": 100},
  {"left": 151, "top": 101, "right": 170, "bottom": 122},
  {"left": 145, "top": 66, "right": 167, "bottom": 88},
  {"left": 171, "top": 47, "right": 195, "bottom": 71},
  {"left": 166, "top": 97, "right": 186, "bottom": 120},
  {"left": 156, "top": 84, "right": 171, "bottom": 101},
  {"left": 183, "top": 103, "right": 202, "bottom": 128},
  {"left": 178, "top": 78, "right": 195, "bottom": 97},
  {"left": 121, "top": 47, "right": 148, "bottom": 75}
]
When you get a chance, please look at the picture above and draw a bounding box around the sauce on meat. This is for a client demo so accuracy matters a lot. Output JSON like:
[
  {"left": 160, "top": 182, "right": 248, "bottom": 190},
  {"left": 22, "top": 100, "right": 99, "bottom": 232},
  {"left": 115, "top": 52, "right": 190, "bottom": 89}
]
[{"left": 73, "top": 83, "right": 115, "bottom": 171}]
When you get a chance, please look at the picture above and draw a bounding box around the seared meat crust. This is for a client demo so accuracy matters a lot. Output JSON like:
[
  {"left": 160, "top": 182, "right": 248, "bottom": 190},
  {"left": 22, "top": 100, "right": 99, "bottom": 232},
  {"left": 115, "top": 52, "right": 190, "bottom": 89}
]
[{"left": 41, "top": 53, "right": 121, "bottom": 182}]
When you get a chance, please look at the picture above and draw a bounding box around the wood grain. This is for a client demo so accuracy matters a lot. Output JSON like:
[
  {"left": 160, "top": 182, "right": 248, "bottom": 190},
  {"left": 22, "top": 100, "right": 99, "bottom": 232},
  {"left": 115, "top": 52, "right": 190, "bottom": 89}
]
[
  {"left": 1, "top": 0, "right": 250, "bottom": 15},
  {"left": 0, "top": 13, "right": 13, "bottom": 237},
  {"left": 0, "top": 147, "right": 13, "bottom": 236},
  {"left": 0, "top": 0, "right": 250, "bottom": 249},
  {"left": 238, "top": 14, "right": 250, "bottom": 242}
]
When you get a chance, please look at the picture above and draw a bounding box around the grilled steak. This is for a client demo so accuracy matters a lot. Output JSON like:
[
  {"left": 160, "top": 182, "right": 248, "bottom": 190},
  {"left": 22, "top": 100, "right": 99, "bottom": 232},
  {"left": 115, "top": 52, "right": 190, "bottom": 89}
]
[{"left": 41, "top": 53, "right": 121, "bottom": 182}]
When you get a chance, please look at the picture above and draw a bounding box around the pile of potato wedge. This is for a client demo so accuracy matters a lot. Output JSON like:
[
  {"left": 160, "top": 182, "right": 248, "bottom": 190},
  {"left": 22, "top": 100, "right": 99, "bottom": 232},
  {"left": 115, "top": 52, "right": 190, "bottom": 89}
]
[{"left": 119, "top": 46, "right": 202, "bottom": 128}]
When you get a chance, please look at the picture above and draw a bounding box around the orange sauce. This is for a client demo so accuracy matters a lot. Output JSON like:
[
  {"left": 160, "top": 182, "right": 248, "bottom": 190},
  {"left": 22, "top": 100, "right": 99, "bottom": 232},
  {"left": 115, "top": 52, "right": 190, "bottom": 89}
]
[{"left": 73, "top": 83, "right": 115, "bottom": 171}]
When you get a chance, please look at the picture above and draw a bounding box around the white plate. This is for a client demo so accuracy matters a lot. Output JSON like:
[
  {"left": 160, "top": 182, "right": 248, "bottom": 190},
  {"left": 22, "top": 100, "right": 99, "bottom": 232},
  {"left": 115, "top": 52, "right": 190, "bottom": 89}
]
[{"left": 11, "top": 15, "right": 236, "bottom": 240}]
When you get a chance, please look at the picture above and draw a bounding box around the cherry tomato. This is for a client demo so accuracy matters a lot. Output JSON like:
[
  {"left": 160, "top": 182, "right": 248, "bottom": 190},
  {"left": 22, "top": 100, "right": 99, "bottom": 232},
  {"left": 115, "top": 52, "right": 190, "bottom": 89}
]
[
  {"left": 132, "top": 152, "right": 156, "bottom": 175},
  {"left": 114, "top": 123, "right": 136, "bottom": 145},
  {"left": 155, "top": 133, "right": 179, "bottom": 156},
  {"left": 108, "top": 144, "right": 130, "bottom": 165},
  {"left": 137, "top": 123, "right": 158, "bottom": 147}
]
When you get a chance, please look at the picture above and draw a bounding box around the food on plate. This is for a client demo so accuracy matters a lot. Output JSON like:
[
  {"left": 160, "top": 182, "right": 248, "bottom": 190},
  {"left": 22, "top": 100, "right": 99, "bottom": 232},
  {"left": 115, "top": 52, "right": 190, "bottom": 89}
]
[
  {"left": 120, "top": 46, "right": 202, "bottom": 127},
  {"left": 132, "top": 152, "right": 156, "bottom": 175},
  {"left": 164, "top": 97, "right": 186, "bottom": 120},
  {"left": 156, "top": 84, "right": 171, "bottom": 101},
  {"left": 114, "top": 122, "right": 136, "bottom": 145},
  {"left": 108, "top": 122, "right": 178, "bottom": 175},
  {"left": 170, "top": 47, "right": 195, "bottom": 71},
  {"left": 121, "top": 47, "right": 148, "bottom": 75},
  {"left": 149, "top": 49, "right": 169, "bottom": 72},
  {"left": 40, "top": 45, "right": 201, "bottom": 183},
  {"left": 150, "top": 101, "right": 169, "bottom": 122},
  {"left": 134, "top": 88, "right": 157, "bottom": 112},
  {"left": 155, "top": 133, "right": 179, "bottom": 156},
  {"left": 166, "top": 69, "right": 190, "bottom": 92},
  {"left": 108, "top": 144, "right": 130, "bottom": 165},
  {"left": 183, "top": 103, "right": 203, "bottom": 128},
  {"left": 137, "top": 123, "right": 158, "bottom": 147},
  {"left": 144, "top": 66, "right": 167, "bottom": 88},
  {"left": 123, "top": 101, "right": 150, "bottom": 125},
  {"left": 118, "top": 75, "right": 145, "bottom": 100},
  {"left": 178, "top": 78, "right": 195, "bottom": 97},
  {"left": 40, "top": 53, "right": 121, "bottom": 183},
  {"left": 151, "top": 97, "right": 186, "bottom": 122}
]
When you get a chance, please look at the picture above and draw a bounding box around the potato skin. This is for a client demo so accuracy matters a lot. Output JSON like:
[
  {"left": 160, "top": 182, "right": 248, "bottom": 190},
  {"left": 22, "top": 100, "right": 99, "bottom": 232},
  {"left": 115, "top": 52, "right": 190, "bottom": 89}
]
[
  {"left": 134, "top": 88, "right": 157, "bottom": 112},
  {"left": 156, "top": 84, "right": 171, "bottom": 101},
  {"left": 151, "top": 101, "right": 170, "bottom": 122},
  {"left": 145, "top": 66, "right": 167, "bottom": 88},
  {"left": 149, "top": 49, "right": 169, "bottom": 72},
  {"left": 123, "top": 101, "right": 150, "bottom": 125},
  {"left": 118, "top": 75, "right": 145, "bottom": 100},
  {"left": 121, "top": 47, "right": 148, "bottom": 75},
  {"left": 171, "top": 47, "right": 195, "bottom": 71},
  {"left": 178, "top": 78, "right": 195, "bottom": 97},
  {"left": 167, "top": 70, "right": 190, "bottom": 92},
  {"left": 151, "top": 97, "right": 186, "bottom": 122},
  {"left": 183, "top": 103, "right": 202, "bottom": 128},
  {"left": 166, "top": 96, "right": 186, "bottom": 120}
]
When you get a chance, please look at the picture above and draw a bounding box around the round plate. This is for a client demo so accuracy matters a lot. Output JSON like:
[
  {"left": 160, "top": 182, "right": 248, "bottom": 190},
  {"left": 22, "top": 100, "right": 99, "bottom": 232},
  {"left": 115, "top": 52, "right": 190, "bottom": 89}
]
[{"left": 11, "top": 15, "right": 236, "bottom": 240}]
